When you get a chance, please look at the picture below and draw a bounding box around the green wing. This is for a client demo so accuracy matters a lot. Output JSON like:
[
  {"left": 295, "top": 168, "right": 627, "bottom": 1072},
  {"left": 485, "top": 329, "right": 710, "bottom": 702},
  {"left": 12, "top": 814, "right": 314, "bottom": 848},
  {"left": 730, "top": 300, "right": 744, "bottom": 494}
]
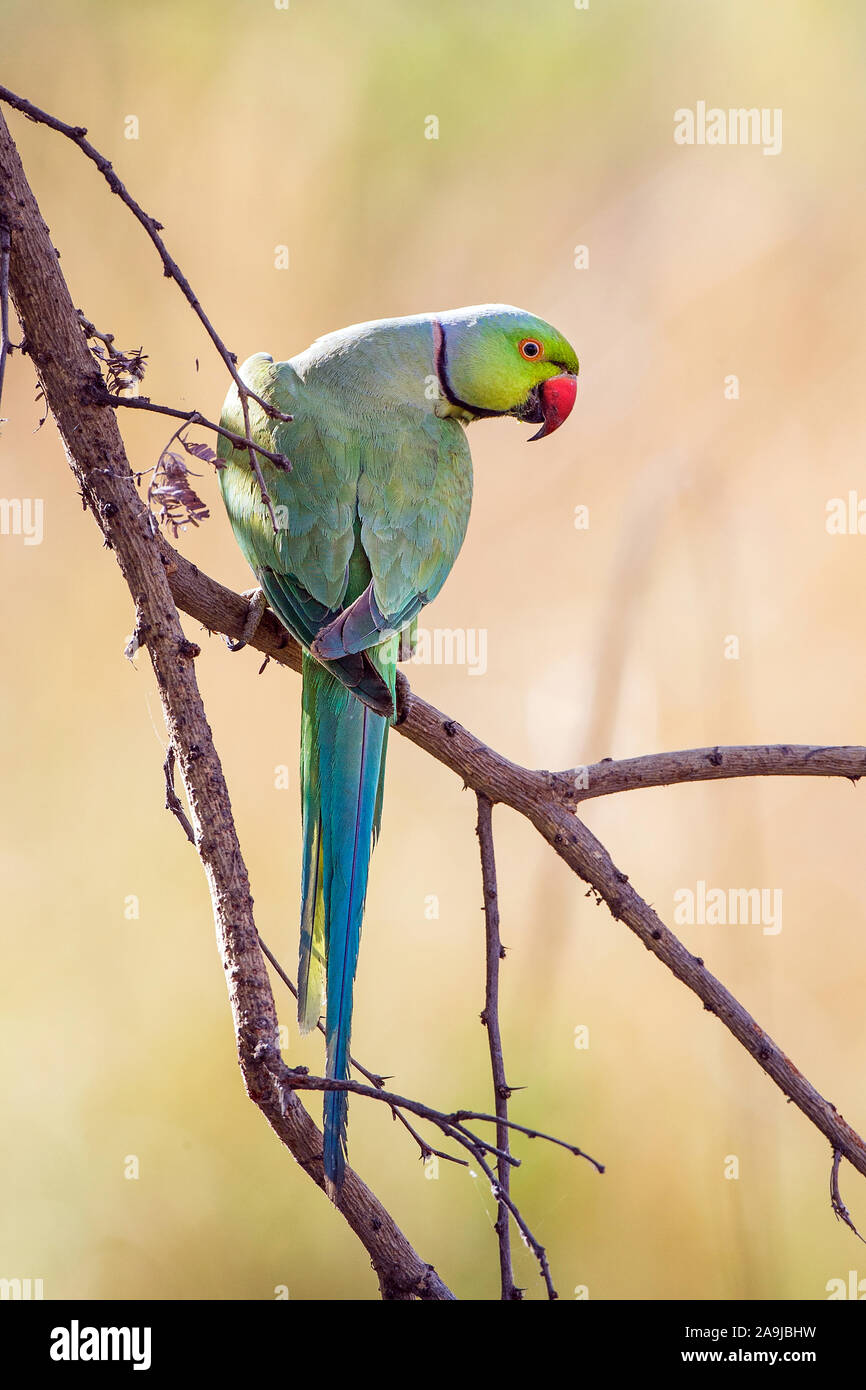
[
  {"left": 218, "top": 354, "right": 354, "bottom": 630},
  {"left": 218, "top": 353, "right": 473, "bottom": 672},
  {"left": 358, "top": 410, "right": 473, "bottom": 616}
]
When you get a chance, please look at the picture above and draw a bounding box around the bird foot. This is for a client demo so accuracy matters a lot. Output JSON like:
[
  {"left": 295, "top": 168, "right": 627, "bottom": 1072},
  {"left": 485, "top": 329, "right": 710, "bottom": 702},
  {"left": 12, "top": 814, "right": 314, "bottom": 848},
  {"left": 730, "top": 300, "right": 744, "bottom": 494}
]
[{"left": 225, "top": 587, "right": 267, "bottom": 651}]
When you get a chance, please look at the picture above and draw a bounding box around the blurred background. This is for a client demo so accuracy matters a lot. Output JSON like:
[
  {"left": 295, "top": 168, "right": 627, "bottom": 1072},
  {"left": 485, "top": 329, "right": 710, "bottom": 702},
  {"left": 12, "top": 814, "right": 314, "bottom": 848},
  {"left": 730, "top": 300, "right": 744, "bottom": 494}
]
[{"left": 2, "top": 0, "right": 866, "bottom": 1301}]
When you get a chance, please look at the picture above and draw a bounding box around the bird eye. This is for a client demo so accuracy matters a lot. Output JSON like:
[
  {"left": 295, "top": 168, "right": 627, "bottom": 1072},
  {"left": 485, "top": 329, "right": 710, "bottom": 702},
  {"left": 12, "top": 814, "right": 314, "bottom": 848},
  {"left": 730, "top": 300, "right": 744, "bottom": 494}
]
[{"left": 519, "top": 338, "right": 543, "bottom": 360}]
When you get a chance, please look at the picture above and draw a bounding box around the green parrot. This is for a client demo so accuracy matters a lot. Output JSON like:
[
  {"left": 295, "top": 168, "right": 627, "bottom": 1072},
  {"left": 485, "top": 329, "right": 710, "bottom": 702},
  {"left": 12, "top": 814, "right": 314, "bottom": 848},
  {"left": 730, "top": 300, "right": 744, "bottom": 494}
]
[{"left": 217, "top": 305, "right": 579, "bottom": 1195}]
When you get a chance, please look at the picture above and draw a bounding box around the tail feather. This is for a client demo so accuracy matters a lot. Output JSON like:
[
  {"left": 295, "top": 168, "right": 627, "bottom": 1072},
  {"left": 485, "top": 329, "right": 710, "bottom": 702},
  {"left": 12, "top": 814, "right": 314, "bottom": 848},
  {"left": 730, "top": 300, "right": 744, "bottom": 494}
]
[
  {"left": 297, "top": 652, "right": 390, "bottom": 1196},
  {"left": 297, "top": 814, "right": 326, "bottom": 1033},
  {"left": 298, "top": 672, "right": 326, "bottom": 1032},
  {"left": 372, "top": 722, "right": 389, "bottom": 845}
]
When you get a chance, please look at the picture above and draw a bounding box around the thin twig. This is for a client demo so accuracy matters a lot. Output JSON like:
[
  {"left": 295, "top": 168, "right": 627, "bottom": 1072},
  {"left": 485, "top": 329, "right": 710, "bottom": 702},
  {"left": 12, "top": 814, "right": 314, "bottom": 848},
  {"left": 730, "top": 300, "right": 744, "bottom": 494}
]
[
  {"left": 257, "top": 931, "right": 463, "bottom": 1168},
  {"left": 78, "top": 311, "right": 147, "bottom": 393},
  {"left": 469, "top": 1141, "right": 558, "bottom": 1300},
  {"left": 389, "top": 1110, "right": 468, "bottom": 1169},
  {"left": 94, "top": 391, "right": 292, "bottom": 472},
  {"left": 281, "top": 1070, "right": 601, "bottom": 1172},
  {"left": 257, "top": 933, "right": 386, "bottom": 1089},
  {"left": 0, "top": 83, "right": 292, "bottom": 527},
  {"left": 830, "top": 1149, "right": 866, "bottom": 1244},
  {"left": 163, "top": 746, "right": 195, "bottom": 845},
  {"left": 448, "top": 1111, "right": 604, "bottom": 1168},
  {"left": 476, "top": 795, "right": 520, "bottom": 1300},
  {"left": 278, "top": 1065, "right": 578, "bottom": 1292},
  {"left": 78, "top": 313, "right": 117, "bottom": 355}
]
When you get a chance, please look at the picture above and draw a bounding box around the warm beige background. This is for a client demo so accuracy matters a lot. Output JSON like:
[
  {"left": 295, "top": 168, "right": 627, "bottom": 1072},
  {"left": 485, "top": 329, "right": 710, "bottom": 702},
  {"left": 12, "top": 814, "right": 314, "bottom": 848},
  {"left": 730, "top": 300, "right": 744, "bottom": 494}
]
[{"left": 2, "top": 0, "right": 866, "bottom": 1300}]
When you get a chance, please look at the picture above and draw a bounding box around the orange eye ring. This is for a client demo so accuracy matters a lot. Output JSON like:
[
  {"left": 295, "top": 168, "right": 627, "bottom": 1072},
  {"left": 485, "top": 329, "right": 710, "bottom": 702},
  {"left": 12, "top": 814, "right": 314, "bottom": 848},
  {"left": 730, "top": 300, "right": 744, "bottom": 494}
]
[{"left": 518, "top": 338, "right": 544, "bottom": 361}]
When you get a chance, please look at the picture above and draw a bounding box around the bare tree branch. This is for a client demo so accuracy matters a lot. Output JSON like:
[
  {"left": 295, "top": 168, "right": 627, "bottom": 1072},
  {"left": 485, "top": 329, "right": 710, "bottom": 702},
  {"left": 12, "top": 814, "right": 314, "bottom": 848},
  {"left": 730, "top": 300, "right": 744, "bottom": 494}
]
[{"left": 561, "top": 744, "right": 866, "bottom": 803}]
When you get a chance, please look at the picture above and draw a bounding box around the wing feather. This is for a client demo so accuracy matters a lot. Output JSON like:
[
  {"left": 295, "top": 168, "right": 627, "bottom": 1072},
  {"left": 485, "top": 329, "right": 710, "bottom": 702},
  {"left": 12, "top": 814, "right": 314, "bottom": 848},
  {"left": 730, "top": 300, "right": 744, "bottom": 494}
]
[{"left": 218, "top": 355, "right": 473, "bottom": 667}]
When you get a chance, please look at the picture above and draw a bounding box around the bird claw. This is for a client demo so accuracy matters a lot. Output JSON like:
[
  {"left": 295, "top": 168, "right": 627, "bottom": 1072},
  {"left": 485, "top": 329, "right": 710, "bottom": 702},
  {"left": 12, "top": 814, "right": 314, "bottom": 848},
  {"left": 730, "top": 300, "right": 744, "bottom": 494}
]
[{"left": 225, "top": 587, "right": 267, "bottom": 651}]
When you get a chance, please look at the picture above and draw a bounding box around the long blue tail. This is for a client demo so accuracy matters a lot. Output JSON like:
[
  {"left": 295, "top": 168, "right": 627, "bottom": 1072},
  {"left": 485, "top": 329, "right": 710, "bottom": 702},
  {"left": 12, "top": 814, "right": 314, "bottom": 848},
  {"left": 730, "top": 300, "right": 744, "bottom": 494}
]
[{"left": 297, "top": 653, "right": 389, "bottom": 1197}]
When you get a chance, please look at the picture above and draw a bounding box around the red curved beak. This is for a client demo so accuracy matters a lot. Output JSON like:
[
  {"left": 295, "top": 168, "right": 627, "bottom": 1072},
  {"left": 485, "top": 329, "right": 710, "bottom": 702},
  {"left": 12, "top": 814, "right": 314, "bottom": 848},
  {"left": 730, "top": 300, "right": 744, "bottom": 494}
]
[{"left": 528, "top": 373, "right": 578, "bottom": 441}]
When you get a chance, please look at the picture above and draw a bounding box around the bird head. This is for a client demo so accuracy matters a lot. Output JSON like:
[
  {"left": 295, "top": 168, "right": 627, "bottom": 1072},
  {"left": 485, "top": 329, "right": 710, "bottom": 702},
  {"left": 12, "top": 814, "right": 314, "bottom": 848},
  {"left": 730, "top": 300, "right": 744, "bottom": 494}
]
[{"left": 433, "top": 305, "right": 579, "bottom": 441}]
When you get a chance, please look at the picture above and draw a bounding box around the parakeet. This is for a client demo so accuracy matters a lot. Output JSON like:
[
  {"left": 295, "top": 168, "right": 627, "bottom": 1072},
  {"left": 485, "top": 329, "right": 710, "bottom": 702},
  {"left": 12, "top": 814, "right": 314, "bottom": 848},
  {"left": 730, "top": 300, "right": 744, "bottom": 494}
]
[{"left": 217, "top": 305, "right": 579, "bottom": 1196}]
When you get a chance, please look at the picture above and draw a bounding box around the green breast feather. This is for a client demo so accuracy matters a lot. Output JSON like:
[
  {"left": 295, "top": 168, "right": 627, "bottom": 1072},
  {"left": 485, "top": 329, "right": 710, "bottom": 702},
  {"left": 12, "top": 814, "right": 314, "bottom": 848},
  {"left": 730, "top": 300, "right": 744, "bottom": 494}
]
[{"left": 217, "top": 352, "right": 473, "bottom": 649}]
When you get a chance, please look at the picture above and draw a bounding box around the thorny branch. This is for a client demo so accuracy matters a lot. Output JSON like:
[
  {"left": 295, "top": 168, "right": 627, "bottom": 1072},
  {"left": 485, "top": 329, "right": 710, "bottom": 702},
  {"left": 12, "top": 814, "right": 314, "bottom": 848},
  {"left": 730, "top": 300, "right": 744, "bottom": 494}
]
[
  {"left": 256, "top": 912, "right": 600, "bottom": 1297},
  {"left": 279, "top": 1071, "right": 602, "bottom": 1172},
  {"left": 256, "top": 935, "right": 488, "bottom": 1169},
  {"left": 4, "top": 87, "right": 866, "bottom": 1296},
  {"left": 258, "top": 925, "right": 602, "bottom": 1240},
  {"left": 476, "top": 795, "right": 521, "bottom": 1301},
  {"left": 562, "top": 744, "right": 866, "bottom": 803}
]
